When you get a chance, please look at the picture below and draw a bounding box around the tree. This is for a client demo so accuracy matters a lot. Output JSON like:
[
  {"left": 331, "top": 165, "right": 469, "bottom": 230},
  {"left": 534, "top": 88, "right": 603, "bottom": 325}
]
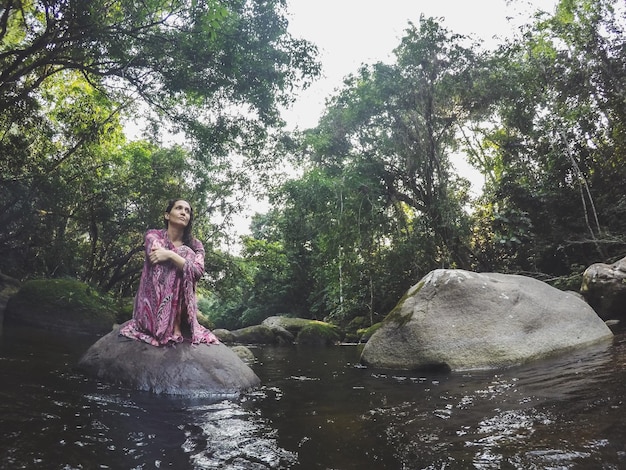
[
  {"left": 305, "top": 17, "right": 478, "bottom": 269},
  {"left": 465, "top": 0, "right": 626, "bottom": 276},
  {"left": 223, "top": 17, "right": 487, "bottom": 324},
  {"left": 0, "top": 0, "right": 320, "bottom": 285}
]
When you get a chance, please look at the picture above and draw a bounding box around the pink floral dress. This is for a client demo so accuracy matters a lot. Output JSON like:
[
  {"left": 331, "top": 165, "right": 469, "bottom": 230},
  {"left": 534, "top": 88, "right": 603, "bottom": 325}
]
[{"left": 119, "top": 229, "right": 220, "bottom": 346}]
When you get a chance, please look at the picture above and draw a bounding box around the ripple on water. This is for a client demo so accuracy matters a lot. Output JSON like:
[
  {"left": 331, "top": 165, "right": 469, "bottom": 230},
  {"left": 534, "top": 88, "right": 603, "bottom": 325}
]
[{"left": 185, "top": 400, "right": 298, "bottom": 469}]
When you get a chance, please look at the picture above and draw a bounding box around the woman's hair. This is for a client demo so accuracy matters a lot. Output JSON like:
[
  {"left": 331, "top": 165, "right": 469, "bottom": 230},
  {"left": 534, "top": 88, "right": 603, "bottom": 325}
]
[{"left": 164, "top": 199, "right": 195, "bottom": 247}]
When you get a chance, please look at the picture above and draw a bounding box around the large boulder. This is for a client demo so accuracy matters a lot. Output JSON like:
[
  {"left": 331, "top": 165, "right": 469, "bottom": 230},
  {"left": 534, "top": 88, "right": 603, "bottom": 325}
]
[
  {"left": 361, "top": 269, "right": 613, "bottom": 371},
  {"left": 78, "top": 328, "right": 260, "bottom": 396},
  {"left": 580, "top": 256, "right": 626, "bottom": 320}
]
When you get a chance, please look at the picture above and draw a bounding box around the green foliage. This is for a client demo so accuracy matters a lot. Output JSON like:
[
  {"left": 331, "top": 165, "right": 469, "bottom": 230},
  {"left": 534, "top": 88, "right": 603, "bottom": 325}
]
[
  {"left": 0, "top": 0, "right": 319, "bottom": 141},
  {"left": 3, "top": 0, "right": 626, "bottom": 333},
  {"left": 116, "top": 298, "right": 135, "bottom": 324},
  {"left": 0, "top": 0, "right": 319, "bottom": 295},
  {"left": 465, "top": 0, "right": 626, "bottom": 274},
  {"left": 13, "top": 279, "right": 117, "bottom": 320},
  {"left": 230, "top": 17, "right": 483, "bottom": 327}
]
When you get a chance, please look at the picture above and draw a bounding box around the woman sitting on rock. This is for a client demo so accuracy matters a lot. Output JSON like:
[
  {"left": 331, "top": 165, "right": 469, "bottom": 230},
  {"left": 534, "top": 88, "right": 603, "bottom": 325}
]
[{"left": 119, "top": 199, "right": 220, "bottom": 346}]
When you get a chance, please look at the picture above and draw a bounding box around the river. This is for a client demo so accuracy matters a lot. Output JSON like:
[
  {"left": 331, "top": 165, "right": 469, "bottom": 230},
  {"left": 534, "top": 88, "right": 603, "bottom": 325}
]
[{"left": 1, "top": 323, "right": 625, "bottom": 469}]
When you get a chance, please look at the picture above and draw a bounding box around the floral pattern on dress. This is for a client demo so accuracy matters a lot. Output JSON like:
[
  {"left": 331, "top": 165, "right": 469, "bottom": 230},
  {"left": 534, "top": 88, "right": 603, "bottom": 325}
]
[{"left": 119, "top": 229, "right": 220, "bottom": 346}]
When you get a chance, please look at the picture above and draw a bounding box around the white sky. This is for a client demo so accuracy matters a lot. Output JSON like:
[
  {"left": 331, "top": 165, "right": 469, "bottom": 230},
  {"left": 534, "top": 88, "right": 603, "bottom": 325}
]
[{"left": 282, "top": 0, "right": 559, "bottom": 130}]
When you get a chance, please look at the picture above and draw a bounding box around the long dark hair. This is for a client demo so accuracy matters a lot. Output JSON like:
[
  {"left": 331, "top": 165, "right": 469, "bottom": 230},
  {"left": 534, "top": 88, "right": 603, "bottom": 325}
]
[{"left": 164, "top": 199, "right": 195, "bottom": 248}]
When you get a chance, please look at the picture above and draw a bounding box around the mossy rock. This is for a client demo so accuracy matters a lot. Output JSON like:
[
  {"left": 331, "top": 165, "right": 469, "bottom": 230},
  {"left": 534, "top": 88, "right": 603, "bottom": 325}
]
[
  {"left": 197, "top": 311, "right": 216, "bottom": 330},
  {"left": 346, "top": 316, "right": 370, "bottom": 330},
  {"left": 296, "top": 321, "right": 341, "bottom": 346},
  {"left": 357, "top": 322, "right": 382, "bottom": 343},
  {"left": 231, "top": 324, "right": 276, "bottom": 344},
  {"left": 213, "top": 328, "right": 235, "bottom": 343},
  {"left": 4, "top": 279, "right": 117, "bottom": 335},
  {"left": 344, "top": 316, "right": 372, "bottom": 342},
  {"left": 262, "top": 316, "right": 316, "bottom": 334}
]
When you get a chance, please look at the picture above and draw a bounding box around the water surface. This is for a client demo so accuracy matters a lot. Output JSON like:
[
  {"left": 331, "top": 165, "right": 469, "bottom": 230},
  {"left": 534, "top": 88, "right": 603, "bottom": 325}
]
[{"left": 1, "top": 324, "right": 625, "bottom": 469}]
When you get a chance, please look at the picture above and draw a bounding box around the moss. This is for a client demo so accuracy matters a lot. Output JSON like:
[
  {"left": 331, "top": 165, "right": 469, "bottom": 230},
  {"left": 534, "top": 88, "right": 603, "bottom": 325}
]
[
  {"left": 346, "top": 316, "right": 370, "bottom": 330},
  {"left": 384, "top": 279, "right": 425, "bottom": 327},
  {"left": 341, "top": 316, "right": 372, "bottom": 342},
  {"left": 357, "top": 322, "right": 382, "bottom": 342},
  {"left": 15, "top": 279, "right": 116, "bottom": 317},
  {"left": 197, "top": 311, "right": 216, "bottom": 330},
  {"left": 6, "top": 278, "right": 117, "bottom": 333},
  {"left": 296, "top": 321, "right": 341, "bottom": 346},
  {"left": 268, "top": 316, "right": 318, "bottom": 333}
]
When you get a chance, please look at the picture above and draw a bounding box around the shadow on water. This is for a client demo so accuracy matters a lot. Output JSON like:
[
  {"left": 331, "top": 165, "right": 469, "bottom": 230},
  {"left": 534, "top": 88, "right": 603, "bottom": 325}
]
[{"left": 1, "top": 323, "right": 625, "bottom": 469}]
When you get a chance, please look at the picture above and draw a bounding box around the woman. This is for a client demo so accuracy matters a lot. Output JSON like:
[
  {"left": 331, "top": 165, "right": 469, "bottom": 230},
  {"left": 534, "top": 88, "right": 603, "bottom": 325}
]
[{"left": 119, "top": 199, "right": 220, "bottom": 346}]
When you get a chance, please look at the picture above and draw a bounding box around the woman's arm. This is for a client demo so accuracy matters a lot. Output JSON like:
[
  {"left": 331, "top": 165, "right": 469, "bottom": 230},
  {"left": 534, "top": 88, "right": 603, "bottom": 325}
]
[
  {"left": 186, "top": 239, "right": 205, "bottom": 281},
  {"left": 149, "top": 247, "right": 186, "bottom": 270},
  {"left": 147, "top": 237, "right": 205, "bottom": 279}
]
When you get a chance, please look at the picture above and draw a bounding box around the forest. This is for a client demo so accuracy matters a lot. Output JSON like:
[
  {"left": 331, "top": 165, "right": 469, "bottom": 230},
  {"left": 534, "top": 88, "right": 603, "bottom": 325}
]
[{"left": 1, "top": 0, "right": 625, "bottom": 331}]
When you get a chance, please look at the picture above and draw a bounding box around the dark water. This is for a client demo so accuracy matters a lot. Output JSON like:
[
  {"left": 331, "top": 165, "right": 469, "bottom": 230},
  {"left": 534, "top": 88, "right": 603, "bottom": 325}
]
[{"left": 1, "top": 323, "right": 625, "bottom": 470}]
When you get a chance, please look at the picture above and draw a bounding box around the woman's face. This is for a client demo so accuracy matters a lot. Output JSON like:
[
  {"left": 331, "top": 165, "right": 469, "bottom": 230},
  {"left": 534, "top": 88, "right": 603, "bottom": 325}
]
[{"left": 166, "top": 200, "right": 192, "bottom": 227}]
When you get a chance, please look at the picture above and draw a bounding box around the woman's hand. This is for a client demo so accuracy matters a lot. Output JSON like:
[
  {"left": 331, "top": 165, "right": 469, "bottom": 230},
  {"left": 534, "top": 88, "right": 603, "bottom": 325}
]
[
  {"left": 149, "top": 246, "right": 186, "bottom": 270},
  {"left": 149, "top": 246, "right": 171, "bottom": 265}
]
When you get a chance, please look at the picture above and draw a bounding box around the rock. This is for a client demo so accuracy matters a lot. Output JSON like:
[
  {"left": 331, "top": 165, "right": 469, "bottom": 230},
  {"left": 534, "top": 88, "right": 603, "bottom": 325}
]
[
  {"left": 262, "top": 316, "right": 315, "bottom": 334},
  {"left": 230, "top": 345, "right": 256, "bottom": 364},
  {"left": 580, "top": 257, "right": 626, "bottom": 320},
  {"left": 231, "top": 324, "right": 276, "bottom": 344},
  {"left": 345, "top": 316, "right": 374, "bottom": 343},
  {"left": 267, "top": 325, "right": 295, "bottom": 345},
  {"left": 261, "top": 316, "right": 342, "bottom": 346},
  {"left": 357, "top": 322, "right": 382, "bottom": 343},
  {"left": 4, "top": 279, "right": 117, "bottom": 335},
  {"left": 361, "top": 269, "right": 613, "bottom": 371},
  {"left": 296, "top": 322, "right": 341, "bottom": 346},
  {"left": 78, "top": 328, "right": 260, "bottom": 396},
  {"left": 213, "top": 328, "right": 235, "bottom": 343}
]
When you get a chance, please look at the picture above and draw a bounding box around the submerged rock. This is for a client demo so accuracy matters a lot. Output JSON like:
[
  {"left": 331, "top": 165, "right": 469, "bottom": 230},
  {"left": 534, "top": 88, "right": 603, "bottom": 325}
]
[
  {"left": 361, "top": 269, "right": 613, "bottom": 371},
  {"left": 230, "top": 345, "right": 256, "bottom": 364},
  {"left": 78, "top": 328, "right": 260, "bottom": 396}
]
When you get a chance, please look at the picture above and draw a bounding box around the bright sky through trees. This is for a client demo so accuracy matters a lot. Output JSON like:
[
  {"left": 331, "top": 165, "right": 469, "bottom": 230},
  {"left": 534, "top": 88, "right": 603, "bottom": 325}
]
[
  {"left": 275, "top": 0, "right": 558, "bottom": 207},
  {"left": 283, "top": 0, "right": 559, "bottom": 130}
]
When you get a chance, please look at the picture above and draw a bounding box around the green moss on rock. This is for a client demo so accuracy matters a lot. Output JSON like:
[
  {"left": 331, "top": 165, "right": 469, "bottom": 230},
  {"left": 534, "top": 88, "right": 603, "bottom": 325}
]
[
  {"left": 5, "top": 278, "right": 117, "bottom": 335},
  {"left": 357, "top": 322, "right": 383, "bottom": 343},
  {"left": 262, "top": 316, "right": 318, "bottom": 334},
  {"left": 197, "top": 311, "right": 216, "bottom": 330},
  {"left": 296, "top": 321, "right": 341, "bottom": 346}
]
